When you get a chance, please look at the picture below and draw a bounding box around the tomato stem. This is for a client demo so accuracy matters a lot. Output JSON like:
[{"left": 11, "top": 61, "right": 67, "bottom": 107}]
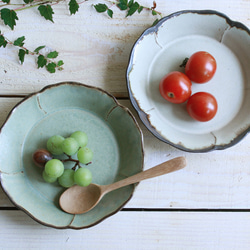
[
  {"left": 179, "top": 57, "right": 189, "bottom": 68},
  {"left": 167, "top": 92, "right": 175, "bottom": 99}
]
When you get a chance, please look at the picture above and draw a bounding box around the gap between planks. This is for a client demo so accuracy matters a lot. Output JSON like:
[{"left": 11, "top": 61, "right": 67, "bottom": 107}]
[
  {"left": 2, "top": 207, "right": 250, "bottom": 213},
  {"left": 0, "top": 93, "right": 129, "bottom": 99}
]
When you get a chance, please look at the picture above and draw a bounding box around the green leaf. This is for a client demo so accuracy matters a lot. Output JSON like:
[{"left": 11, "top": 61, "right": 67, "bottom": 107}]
[
  {"left": 13, "top": 36, "right": 25, "bottom": 47},
  {"left": 23, "top": 0, "right": 34, "bottom": 3},
  {"left": 152, "top": 18, "right": 159, "bottom": 26},
  {"left": 117, "top": 0, "right": 128, "bottom": 10},
  {"left": 127, "top": 2, "right": 139, "bottom": 16},
  {"left": 94, "top": 4, "right": 108, "bottom": 13},
  {"left": 0, "top": 35, "right": 8, "bottom": 48},
  {"left": 0, "top": 8, "right": 18, "bottom": 30},
  {"left": 34, "top": 45, "right": 46, "bottom": 53},
  {"left": 46, "top": 62, "right": 56, "bottom": 73},
  {"left": 2, "top": 0, "right": 10, "bottom": 4},
  {"left": 69, "top": 0, "right": 79, "bottom": 15},
  {"left": 38, "top": 5, "right": 54, "bottom": 22},
  {"left": 128, "top": 0, "right": 134, "bottom": 7},
  {"left": 47, "top": 51, "right": 58, "bottom": 59},
  {"left": 138, "top": 6, "right": 143, "bottom": 13},
  {"left": 107, "top": 9, "right": 113, "bottom": 18},
  {"left": 152, "top": 10, "right": 157, "bottom": 16},
  {"left": 37, "top": 55, "right": 47, "bottom": 68},
  {"left": 18, "top": 49, "right": 26, "bottom": 64},
  {"left": 57, "top": 60, "right": 64, "bottom": 66}
]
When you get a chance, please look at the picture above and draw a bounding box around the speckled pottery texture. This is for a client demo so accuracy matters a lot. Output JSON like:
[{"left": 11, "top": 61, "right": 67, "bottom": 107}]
[
  {"left": 0, "top": 82, "right": 144, "bottom": 229},
  {"left": 127, "top": 10, "right": 250, "bottom": 152}
]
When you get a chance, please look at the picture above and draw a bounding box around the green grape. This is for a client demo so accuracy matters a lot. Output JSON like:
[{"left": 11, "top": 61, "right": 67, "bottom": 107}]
[
  {"left": 74, "top": 167, "right": 92, "bottom": 187},
  {"left": 77, "top": 147, "right": 93, "bottom": 164},
  {"left": 58, "top": 169, "right": 75, "bottom": 188},
  {"left": 42, "top": 170, "right": 57, "bottom": 183},
  {"left": 44, "top": 159, "right": 64, "bottom": 178},
  {"left": 47, "top": 135, "right": 65, "bottom": 155},
  {"left": 61, "top": 137, "right": 79, "bottom": 156},
  {"left": 70, "top": 131, "right": 88, "bottom": 148}
]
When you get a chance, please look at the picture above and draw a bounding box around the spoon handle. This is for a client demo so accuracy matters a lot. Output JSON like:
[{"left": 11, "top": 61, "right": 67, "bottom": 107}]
[{"left": 101, "top": 156, "right": 186, "bottom": 195}]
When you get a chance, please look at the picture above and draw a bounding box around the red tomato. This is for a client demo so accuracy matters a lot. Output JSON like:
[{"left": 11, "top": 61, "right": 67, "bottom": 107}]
[
  {"left": 186, "top": 92, "right": 218, "bottom": 122},
  {"left": 159, "top": 71, "right": 192, "bottom": 104},
  {"left": 185, "top": 51, "right": 217, "bottom": 83}
]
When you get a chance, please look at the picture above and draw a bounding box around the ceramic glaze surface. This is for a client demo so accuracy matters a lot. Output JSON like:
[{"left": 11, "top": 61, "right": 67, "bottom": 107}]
[
  {"left": 127, "top": 10, "right": 250, "bottom": 152},
  {"left": 0, "top": 82, "right": 143, "bottom": 229}
]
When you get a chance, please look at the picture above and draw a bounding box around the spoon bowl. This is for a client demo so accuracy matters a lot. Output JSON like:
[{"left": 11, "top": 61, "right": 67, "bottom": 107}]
[
  {"left": 59, "top": 156, "right": 186, "bottom": 214},
  {"left": 59, "top": 184, "right": 101, "bottom": 214}
]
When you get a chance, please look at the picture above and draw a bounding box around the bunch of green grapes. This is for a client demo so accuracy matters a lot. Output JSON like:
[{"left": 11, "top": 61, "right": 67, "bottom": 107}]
[{"left": 32, "top": 131, "right": 94, "bottom": 188}]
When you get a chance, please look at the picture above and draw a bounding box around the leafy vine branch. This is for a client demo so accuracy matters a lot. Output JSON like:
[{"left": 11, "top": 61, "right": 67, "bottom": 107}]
[
  {"left": 0, "top": 33, "right": 64, "bottom": 72},
  {"left": 0, "top": 0, "right": 161, "bottom": 73}
]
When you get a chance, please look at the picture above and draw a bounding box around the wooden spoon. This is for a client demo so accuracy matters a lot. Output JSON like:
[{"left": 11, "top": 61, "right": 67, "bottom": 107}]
[{"left": 59, "top": 156, "right": 186, "bottom": 214}]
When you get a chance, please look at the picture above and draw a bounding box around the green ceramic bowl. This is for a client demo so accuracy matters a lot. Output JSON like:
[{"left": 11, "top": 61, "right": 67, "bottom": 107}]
[{"left": 0, "top": 82, "right": 144, "bottom": 229}]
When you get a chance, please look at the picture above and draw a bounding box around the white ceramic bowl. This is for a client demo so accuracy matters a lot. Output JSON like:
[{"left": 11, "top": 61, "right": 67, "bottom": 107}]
[{"left": 127, "top": 10, "right": 250, "bottom": 152}]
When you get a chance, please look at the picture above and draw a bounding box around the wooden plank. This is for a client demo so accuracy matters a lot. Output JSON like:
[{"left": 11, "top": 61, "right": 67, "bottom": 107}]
[
  {"left": 0, "top": 210, "right": 250, "bottom": 249},
  {"left": 0, "top": 98, "right": 23, "bottom": 206},
  {"left": 0, "top": 0, "right": 249, "bottom": 96}
]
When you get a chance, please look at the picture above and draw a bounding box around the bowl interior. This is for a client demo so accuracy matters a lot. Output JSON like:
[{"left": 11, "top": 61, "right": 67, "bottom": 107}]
[
  {"left": 127, "top": 10, "right": 250, "bottom": 152},
  {"left": 0, "top": 82, "right": 143, "bottom": 229}
]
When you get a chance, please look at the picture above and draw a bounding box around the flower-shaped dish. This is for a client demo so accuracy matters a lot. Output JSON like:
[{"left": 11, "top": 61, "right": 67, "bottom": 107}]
[
  {"left": 127, "top": 10, "right": 250, "bottom": 152},
  {"left": 0, "top": 82, "right": 144, "bottom": 229}
]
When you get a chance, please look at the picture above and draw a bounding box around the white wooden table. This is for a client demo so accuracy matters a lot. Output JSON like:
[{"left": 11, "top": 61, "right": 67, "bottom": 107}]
[{"left": 1, "top": 0, "right": 250, "bottom": 249}]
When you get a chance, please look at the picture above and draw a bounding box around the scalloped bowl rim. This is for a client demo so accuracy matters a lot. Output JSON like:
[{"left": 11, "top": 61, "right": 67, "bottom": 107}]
[{"left": 126, "top": 10, "right": 250, "bottom": 152}]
